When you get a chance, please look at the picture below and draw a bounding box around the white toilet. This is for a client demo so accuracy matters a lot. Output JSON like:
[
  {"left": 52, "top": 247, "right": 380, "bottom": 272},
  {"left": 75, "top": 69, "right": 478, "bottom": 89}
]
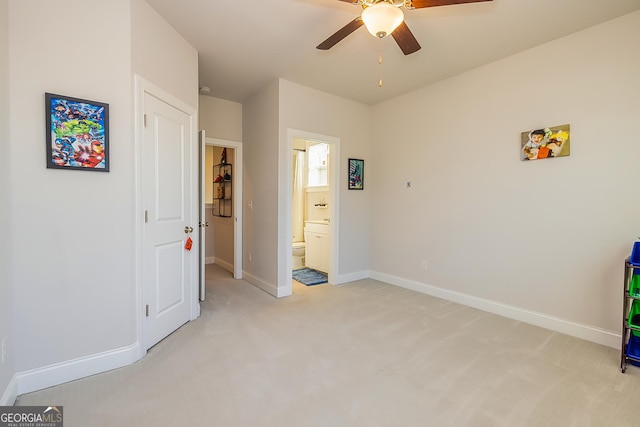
[{"left": 292, "top": 241, "right": 306, "bottom": 269}]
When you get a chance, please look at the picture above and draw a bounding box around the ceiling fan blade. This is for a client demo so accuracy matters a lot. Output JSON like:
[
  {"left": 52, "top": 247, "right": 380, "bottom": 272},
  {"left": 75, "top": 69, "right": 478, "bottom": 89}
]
[
  {"left": 408, "top": 0, "right": 492, "bottom": 8},
  {"left": 391, "top": 21, "right": 421, "bottom": 55},
  {"left": 316, "top": 17, "right": 364, "bottom": 50}
]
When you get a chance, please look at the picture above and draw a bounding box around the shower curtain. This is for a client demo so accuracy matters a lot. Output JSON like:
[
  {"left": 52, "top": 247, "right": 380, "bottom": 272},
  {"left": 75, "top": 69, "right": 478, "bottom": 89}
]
[{"left": 292, "top": 150, "right": 305, "bottom": 242}]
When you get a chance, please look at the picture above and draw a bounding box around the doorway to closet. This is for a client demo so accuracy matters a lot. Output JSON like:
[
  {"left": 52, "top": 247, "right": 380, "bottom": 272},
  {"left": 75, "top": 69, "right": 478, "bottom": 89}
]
[{"left": 200, "top": 135, "right": 243, "bottom": 301}]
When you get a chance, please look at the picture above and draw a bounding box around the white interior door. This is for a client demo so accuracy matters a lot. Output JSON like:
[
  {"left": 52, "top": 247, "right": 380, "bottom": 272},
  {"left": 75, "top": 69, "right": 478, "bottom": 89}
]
[
  {"left": 142, "top": 92, "right": 194, "bottom": 350},
  {"left": 199, "top": 130, "right": 206, "bottom": 301}
]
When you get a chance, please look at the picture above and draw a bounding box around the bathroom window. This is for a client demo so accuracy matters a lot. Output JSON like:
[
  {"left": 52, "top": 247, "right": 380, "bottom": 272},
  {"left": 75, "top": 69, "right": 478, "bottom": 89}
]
[{"left": 307, "top": 143, "right": 328, "bottom": 187}]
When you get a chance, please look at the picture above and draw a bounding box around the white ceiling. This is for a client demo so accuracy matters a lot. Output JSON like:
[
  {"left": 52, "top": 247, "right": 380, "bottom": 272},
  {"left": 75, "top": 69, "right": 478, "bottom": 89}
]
[{"left": 144, "top": 0, "right": 640, "bottom": 105}]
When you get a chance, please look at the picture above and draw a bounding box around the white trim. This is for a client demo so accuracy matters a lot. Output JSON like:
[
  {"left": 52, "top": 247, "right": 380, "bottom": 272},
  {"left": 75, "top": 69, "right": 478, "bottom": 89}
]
[
  {"left": 242, "top": 271, "right": 283, "bottom": 297},
  {"left": 335, "top": 269, "right": 370, "bottom": 285},
  {"left": 0, "top": 375, "right": 18, "bottom": 406},
  {"left": 205, "top": 256, "right": 215, "bottom": 264},
  {"left": 370, "top": 270, "right": 620, "bottom": 349},
  {"left": 213, "top": 257, "right": 234, "bottom": 274},
  {"left": 282, "top": 129, "right": 340, "bottom": 296},
  {"left": 15, "top": 343, "right": 140, "bottom": 396},
  {"left": 133, "top": 75, "right": 145, "bottom": 361}
]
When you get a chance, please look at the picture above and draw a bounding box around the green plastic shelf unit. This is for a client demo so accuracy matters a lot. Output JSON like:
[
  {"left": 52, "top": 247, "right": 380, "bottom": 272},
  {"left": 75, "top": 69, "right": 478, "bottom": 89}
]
[
  {"left": 631, "top": 274, "right": 640, "bottom": 298},
  {"left": 628, "top": 299, "right": 640, "bottom": 337}
]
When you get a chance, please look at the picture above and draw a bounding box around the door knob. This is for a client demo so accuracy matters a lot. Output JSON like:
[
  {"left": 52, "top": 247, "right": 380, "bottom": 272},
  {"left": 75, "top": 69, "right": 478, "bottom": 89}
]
[{"left": 184, "top": 226, "right": 193, "bottom": 234}]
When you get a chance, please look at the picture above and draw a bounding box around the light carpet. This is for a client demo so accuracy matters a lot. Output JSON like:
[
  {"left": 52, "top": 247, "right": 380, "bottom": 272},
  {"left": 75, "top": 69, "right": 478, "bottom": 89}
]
[{"left": 15, "top": 264, "right": 640, "bottom": 426}]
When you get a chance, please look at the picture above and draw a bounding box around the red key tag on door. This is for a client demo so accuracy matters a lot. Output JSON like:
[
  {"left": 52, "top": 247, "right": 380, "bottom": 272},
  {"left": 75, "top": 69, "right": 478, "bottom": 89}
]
[{"left": 185, "top": 237, "right": 193, "bottom": 251}]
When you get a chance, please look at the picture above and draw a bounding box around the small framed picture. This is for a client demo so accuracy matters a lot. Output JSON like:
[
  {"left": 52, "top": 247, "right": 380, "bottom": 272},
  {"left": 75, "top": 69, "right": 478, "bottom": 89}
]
[
  {"left": 45, "top": 92, "right": 109, "bottom": 171},
  {"left": 348, "top": 158, "right": 364, "bottom": 190},
  {"left": 521, "top": 124, "right": 570, "bottom": 161}
]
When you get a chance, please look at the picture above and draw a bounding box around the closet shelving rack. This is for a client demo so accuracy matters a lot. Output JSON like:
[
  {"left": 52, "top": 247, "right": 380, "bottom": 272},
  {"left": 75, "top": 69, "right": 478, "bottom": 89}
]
[{"left": 212, "top": 163, "right": 232, "bottom": 218}]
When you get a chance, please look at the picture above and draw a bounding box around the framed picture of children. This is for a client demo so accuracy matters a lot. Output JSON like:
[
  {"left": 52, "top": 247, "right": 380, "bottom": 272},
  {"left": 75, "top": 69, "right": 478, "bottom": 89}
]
[
  {"left": 521, "top": 124, "right": 570, "bottom": 161},
  {"left": 45, "top": 92, "right": 110, "bottom": 171}
]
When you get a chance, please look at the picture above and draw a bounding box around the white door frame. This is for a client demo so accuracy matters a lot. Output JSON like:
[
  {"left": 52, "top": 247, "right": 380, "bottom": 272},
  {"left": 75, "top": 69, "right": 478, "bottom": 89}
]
[
  {"left": 134, "top": 75, "right": 200, "bottom": 357},
  {"left": 199, "top": 131, "right": 206, "bottom": 301},
  {"left": 281, "top": 128, "right": 340, "bottom": 296},
  {"left": 202, "top": 137, "right": 243, "bottom": 282}
]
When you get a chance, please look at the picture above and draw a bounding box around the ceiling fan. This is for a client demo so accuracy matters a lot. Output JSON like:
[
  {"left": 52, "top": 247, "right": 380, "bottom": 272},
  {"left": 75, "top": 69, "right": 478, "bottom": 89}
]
[{"left": 317, "top": 0, "right": 493, "bottom": 55}]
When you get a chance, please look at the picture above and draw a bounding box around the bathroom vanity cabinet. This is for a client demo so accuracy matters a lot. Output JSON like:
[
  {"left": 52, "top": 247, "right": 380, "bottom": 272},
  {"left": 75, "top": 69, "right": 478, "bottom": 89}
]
[
  {"left": 304, "top": 222, "right": 329, "bottom": 273},
  {"left": 212, "top": 163, "right": 232, "bottom": 218}
]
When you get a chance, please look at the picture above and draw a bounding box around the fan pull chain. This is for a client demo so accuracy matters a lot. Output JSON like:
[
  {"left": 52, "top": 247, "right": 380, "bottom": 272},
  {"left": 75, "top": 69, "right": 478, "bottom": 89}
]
[{"left": 377, "top": 41, "right": 387, "bottom": 88}]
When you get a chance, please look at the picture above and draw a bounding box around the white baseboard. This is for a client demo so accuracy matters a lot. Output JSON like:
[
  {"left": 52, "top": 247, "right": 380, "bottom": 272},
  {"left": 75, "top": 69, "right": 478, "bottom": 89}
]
[
  {"left": 213, "top": 257, "right": 233, "bottom": 273},
  {"left": 242, "top": 271, "right": 279, "bottom": 298},
  {"left": 205, "top": 256, "right": 215, "bottom": 264},
  {"left": 0, "top": 375, "right": 18, "bottom": 406},
  {"left": 335, "top": 269, "right": 369, "bottom": 285},
  {"left": 370, "top": 271, "right": 620, "bottom": 349},
  {"left": 278, "top": 286, "right": 293, "bottom": 298},
  {"left": 15, "top": 342, "right": 141, "bottom": 396}
]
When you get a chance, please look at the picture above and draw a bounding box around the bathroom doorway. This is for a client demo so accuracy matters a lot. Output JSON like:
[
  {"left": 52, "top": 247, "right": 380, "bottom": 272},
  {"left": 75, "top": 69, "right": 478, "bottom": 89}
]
[{"left": 284, "top": 129, "right": 340, "bottom": 295}]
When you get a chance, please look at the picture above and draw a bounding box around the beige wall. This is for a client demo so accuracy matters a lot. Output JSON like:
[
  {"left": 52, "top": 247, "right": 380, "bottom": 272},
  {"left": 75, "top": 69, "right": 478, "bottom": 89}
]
[
  {"left": 244, "top": 78, "right": 373, "bottom": 296},
  {"left": 132, "top": 0, "right": 198, "bottom": 107},
  {"left": 242, "top": 80, "right": 281, "bottom": 294},
  {"left": 4, "top": 0, "right": 198, "bottom": 399},
  {"left": 279, "top": 80, "right": 372, "bottom": 282},
  {"left": 306, "top": 190, "right": 330, "bottom": 223},
  {"left": 0, "top": 0, "right": 14, "bottom": 403},
  {"left": 205, "top": 145, "right": 214, "bottom": 204},
  {"left": 370, "top": 11, "right": 640, "bottom": 346},
  {"left": 9, "top": 0, "right": 134, "bottom": 375},
  {"left": 199, "top": 95, "right": 242, "bottom": 142}
]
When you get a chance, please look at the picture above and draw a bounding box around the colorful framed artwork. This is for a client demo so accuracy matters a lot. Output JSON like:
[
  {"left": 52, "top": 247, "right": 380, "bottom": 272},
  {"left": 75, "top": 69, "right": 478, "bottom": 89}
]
[
  {"left": 521, "top": 124, "right": 570, "bottom": 161},
  {"left": 45, "top": 92, "right": 109, "bottom": 171},
  {"left": 348, "top": 158, "right": 364, "bottom": 190}
]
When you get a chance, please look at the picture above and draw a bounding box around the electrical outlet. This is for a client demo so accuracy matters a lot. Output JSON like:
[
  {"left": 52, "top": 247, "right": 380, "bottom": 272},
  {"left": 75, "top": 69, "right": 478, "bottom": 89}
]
[
  {"left": 420, "top": 259, "right": 428, "bottom": 271},
  {"left": 1, "top": 337, "right": 7, "bottom": 364}
]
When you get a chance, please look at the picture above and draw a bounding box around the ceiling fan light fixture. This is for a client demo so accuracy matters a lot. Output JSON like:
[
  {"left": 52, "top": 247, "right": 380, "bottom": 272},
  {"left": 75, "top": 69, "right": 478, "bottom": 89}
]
[{"left": 361, "top": 2, "right": 404, "bottom": 39}]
